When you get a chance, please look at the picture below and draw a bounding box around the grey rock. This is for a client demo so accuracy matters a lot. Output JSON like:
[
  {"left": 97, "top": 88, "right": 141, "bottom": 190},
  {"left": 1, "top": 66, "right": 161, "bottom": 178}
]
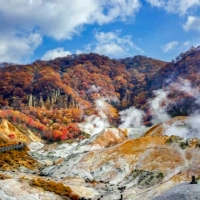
[{"left": 152, "top": 182, "right": 200, "bottom": 200}]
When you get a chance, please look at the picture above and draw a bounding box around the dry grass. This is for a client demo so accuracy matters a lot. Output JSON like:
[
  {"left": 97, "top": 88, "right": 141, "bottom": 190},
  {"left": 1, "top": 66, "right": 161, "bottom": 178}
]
[
  {"left": 0, "top": 147, "right": 39, "bottom": 170},
  {"left": 0, "top": 141, "right": 18, "bottom": 148},
  {"left": 32, "top": 178, "right": 79, "bottom": 200},
  {"left": 0, "top": 172, "right": 12, "bottom": 180}
]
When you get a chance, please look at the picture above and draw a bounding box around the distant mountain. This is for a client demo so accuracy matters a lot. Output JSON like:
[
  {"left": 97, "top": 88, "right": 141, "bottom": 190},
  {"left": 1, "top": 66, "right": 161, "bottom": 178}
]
[{"left": 1, "top": 49, "right": 200, "bottom": 200}]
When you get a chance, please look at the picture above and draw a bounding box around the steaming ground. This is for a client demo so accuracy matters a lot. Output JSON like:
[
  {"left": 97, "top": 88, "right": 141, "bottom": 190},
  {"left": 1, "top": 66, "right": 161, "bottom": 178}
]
[
  {"left": 4, "top": 79, "right": 197, "bottom": 199},
  {"left": 79, "top": 78, "right": 200, "bottom": 140},
  {"left": 158, "top": 78, "right": 200, "bottom": 139},
  {"left": 163, "top": 116, "right": 200, "bottom": 139},
  {"left": 29, "top": 119, "right": 200, "bottom": 199}
]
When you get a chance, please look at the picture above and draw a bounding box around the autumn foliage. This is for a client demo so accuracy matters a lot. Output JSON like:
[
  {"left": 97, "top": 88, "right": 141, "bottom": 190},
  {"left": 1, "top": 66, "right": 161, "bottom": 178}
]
[{"left": 0, "top": 49, "right": 199, "bottom": 141}]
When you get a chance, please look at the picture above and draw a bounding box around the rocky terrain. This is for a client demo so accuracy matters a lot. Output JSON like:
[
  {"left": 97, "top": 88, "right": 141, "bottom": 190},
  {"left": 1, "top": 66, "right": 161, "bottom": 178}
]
[
  {"left": 153, "top": 183, "right": 200, "bottom": 200},
  {"left": 0, "top": 116, "right": 200, "bottom": 199}
]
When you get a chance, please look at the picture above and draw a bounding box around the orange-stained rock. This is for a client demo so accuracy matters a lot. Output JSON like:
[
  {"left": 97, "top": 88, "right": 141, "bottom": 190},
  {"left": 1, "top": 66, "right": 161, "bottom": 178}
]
[
  {"left": 0, "top": 119, "right": 42, "bottom": 146},
  {"left": 80, "top": 135, "right": 184, "bottom": 174},
  {"left": 89, "top": 128, "right": 128, "bottom": 148},
  {"left": 144, "top": 116, "right": 189, "bottom": 137},
  {"left": 54, "top": 158, "right": 65, "bottom": 165}
]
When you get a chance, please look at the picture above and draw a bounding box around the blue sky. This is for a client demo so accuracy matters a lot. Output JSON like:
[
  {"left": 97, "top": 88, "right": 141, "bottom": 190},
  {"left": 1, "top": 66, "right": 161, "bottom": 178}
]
[{"left": 0, "top": 0, "right": 200, "bottom": 63}]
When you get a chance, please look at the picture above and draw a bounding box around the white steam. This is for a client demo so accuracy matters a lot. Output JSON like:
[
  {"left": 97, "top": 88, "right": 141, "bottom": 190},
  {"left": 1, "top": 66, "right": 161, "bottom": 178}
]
[
  {"left": 148, "top": 89, "right": 171, "bottom": 125},
  {"left": 119, "top": 106, "right": 145, "bottom": 128},
  {"left": 86, "top": 85, "right": 101, "bottom": 94},
  {"left": 170, "top": 77, "right": 200, "bottom": 105},
  {"left": 171, "top": 78, "right": 193, "bottom": 93},
  {"left": 162, "top": 78, "right": 200, "bottom": 139},
  {"left": 163, "top": 115, "right": 200, "bottom": 139},
  {"left": 163, "top": 121, "right": 191, "bottom": 138},
  {"left": 79, "top": 78, "right": 200, "bottom": 138},
  {"left": 78, "top": 97, "right": 112, "bottom": 135}
]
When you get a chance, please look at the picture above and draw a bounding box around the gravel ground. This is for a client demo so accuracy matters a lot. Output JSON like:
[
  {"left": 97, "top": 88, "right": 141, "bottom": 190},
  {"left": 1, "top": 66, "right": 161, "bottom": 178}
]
[{"left": 152, "top": 182, "right": 200, "bottom": 200}]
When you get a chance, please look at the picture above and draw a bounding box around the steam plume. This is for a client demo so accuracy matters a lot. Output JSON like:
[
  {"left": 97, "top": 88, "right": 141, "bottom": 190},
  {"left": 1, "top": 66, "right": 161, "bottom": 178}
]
[
  {"left": 148, "top": 89, "right": 170, "bottom": 125},
  {"left": 162, "top": 78, "right": 200, "bottom": 138},
  {"left": 119, "top": 106, "right": 145, "bottom": 128},
  {"left": 78, "top": 97, "right": 115, "bottom": 135}
]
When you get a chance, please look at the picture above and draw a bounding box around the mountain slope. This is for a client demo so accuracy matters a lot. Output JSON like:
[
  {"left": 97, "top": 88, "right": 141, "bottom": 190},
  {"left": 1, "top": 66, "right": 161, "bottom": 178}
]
[
  {"left": 150, "top": 47, "right": 200, "bottom": 90},
  {"left": 0, "top": 53, "right": 167, "bottom": 110},
  {"left": 0, "top": 48, "right": 199, "bottom": 142}
]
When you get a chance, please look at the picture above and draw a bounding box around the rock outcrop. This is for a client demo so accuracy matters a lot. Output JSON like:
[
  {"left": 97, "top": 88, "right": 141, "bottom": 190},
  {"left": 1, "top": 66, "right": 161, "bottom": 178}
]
[{"left": 0, "top": 119, "right": 41, "bottom": 146}]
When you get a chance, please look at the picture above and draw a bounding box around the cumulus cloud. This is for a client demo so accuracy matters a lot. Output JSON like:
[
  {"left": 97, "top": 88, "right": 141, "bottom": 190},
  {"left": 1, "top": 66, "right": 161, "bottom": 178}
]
[
  {"left": 0, "top": 0, "right": 141, "bottom": 63},
  {"left": 41, "top": 48, "right": 71, "bottom": 60},
  {"left": 178, "top": 40, "right": 200, "bottom": 55},
  {"left": 183, "top": 16, "right": 200, "bottom": 32},
  {"left": 162, "top": 41, "right": 179, "bottom": 53},
  {"left": 91, "top": 31, "right": 143, "bottom": 57},
  {"left": 0, "top": 32, "right": 42, "bottom": 63},
  {"left": 146, "top": 0, "right": 200, "bottom": 15}
]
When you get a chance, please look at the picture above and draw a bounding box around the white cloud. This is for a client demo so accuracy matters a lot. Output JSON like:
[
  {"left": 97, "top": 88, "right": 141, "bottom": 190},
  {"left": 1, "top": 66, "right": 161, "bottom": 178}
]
[
  {"left": 95, "top": 43, "right": 124, "bottom": 56},
  {"left": 0, "top": 33, "right": 42, "bottom": 63},
  {"left": 41, "top": 48, "right": 71, "bottom": 60},
  {"left": 0, "top": 0, "right": 141, "bottom": 63},
  {"left": 92, "top": 31, "right": 143, "bottom": 57},
  {"left": 182, "top": 41, "right": 191, "bottom": 47},
  {"left": 41, "top": 31, "right": 143, "bottom": 60},
  {"left": 146, "top": 0, "right": 200, "bottom": 15},
  {"left": 146, "top": 0, "right": 164, "bottom": 7},
  {"left": 178, "top": 39, "right": 200, "bottom": 54},
  {"left": 162, "top": 41, "right": 179, "bottom": 53},
  {"left": 183, "top": 16, "right": 200, "bottom": 32}
]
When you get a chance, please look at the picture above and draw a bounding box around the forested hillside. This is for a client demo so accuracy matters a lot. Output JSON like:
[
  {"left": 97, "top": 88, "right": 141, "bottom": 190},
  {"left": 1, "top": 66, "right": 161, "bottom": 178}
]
[
  {"left": 0, "top": 48, "right": 199, "bottom": 141},
  {"left": 149, "top": 47, "right": 200, "bottom": 116}
]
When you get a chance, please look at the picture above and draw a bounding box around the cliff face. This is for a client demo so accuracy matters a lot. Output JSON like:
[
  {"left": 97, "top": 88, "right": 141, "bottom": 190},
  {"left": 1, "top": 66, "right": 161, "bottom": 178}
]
[{"left": 0, "top": 119, "right": 41, "bottom": 146}]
